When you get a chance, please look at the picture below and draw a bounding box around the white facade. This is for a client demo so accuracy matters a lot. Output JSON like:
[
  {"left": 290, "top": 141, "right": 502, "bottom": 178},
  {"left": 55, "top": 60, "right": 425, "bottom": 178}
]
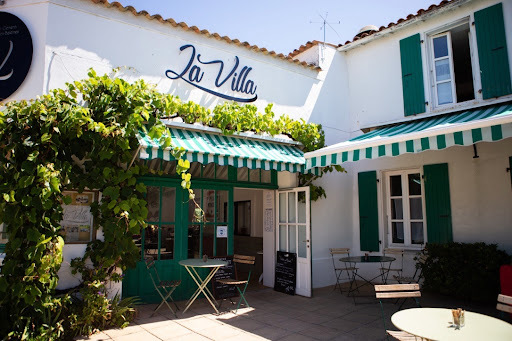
[{"left": 1, "top": 0, "right": 511, "bottom": 292}]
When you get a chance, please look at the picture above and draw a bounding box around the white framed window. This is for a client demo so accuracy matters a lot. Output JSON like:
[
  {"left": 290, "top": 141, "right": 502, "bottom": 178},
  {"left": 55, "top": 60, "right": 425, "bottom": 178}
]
[
  {"left": 427, "top": 19, "right": 476, "bottom": 108},
  {"left": 385, "top": 169, "right": 426, "bottom": 248}
]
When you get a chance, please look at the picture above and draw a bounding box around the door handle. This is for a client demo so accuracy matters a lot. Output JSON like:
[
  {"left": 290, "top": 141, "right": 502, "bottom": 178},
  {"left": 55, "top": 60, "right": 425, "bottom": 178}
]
[{"left": 303, "top": 240, "right": 309, "bottom": 242}]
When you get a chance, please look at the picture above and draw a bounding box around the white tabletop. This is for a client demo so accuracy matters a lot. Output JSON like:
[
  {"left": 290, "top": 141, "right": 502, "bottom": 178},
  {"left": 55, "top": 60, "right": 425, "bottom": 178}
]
[
  {"left": 392, "top": 308, "right": 512, "bottom": 341},
  {"left": 179, "top": 259, "right": 227, "bottom": 268}
]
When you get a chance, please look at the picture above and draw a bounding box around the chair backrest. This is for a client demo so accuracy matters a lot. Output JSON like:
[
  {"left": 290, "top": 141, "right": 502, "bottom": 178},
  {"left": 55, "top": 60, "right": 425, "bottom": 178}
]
[
  {"left": 383, "top": 248, "right": 404, "bottom": 269},
  {"left": 375, "top": 284, "right": 421, "bottom": 299},
  {"left": 233, "top": 254, "right": 255, "bottom": 281},
  {"left": 497, "top": 294, "right": 512, "bottom": 313},
  {"left": 145, "top": 257, "right": 161, "bottom": 287},
  {"left": 329, "top": 248, "right": 350, "bottom": 256}
]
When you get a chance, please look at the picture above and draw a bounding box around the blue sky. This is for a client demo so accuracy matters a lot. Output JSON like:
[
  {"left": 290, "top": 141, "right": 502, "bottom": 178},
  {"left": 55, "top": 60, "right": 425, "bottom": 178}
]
[{"left": 116, "top": 0, "right": 438, "bottom": 55}]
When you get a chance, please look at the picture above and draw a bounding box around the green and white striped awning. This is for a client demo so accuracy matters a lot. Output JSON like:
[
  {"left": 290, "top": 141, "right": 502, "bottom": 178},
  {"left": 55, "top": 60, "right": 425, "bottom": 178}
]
[
  {"left": 305, "top": 103, "right": 512, "bottom": 174},
  {"left": 138, "top": 127, "right": 305, "bottom": 173}
]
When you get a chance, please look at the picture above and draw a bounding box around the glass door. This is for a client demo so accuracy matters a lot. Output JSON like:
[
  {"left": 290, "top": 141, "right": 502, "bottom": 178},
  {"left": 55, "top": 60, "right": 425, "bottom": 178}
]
[{"left": 276, "top": 187, "right": 311, "bottom": 297}]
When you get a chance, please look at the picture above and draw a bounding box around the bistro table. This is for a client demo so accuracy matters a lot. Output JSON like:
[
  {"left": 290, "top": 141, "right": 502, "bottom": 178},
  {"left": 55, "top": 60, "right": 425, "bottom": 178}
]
[
  {"left": 392, "top": 307, "right": 512, "bottom": 340},
  {"left": 340, "top": 256, "right": 395, "bottom": 299},
  {"left": 179, "top": 258, "right": 227, "bottom": 314}
]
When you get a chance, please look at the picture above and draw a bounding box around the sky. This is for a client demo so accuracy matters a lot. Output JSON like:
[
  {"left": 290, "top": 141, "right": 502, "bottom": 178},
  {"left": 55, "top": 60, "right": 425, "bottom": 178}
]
[{"left": 115, "top": 0, "right": 440, "bottom": 55}]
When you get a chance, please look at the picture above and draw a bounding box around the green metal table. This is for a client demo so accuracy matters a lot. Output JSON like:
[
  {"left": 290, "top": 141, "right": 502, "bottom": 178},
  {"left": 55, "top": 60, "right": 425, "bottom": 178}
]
[
  {"left": 179, "top": 258, "right": 227, "bottom": 314},
  {"left": 392, "top": 307, "right": 512, "bottom": 340}
]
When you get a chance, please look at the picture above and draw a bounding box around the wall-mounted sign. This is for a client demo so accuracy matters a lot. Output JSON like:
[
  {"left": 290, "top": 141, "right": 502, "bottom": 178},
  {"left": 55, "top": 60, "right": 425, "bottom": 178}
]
[
  {"left": 217, "top": 225, "right": 227, "bottom": 238},
  {"left": 166, "top": 44, "right": 258, "bottom": 102},
  {"left": 0, "top": 12, "right": 33, "bottom": 102},
  {"left": 60, "top": 191, "right": 96, "bottom": 243}
]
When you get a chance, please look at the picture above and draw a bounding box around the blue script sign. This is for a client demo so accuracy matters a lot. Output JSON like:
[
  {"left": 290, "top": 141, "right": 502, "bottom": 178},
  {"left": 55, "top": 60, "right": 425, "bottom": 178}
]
[{"left": 166, "top": 45, "right": 258, "bottom": 102}]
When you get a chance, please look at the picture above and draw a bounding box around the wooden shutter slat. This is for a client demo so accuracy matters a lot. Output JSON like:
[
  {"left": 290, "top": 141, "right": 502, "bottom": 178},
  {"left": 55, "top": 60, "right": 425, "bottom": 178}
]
[
  {"left": 400, "top": 34, "right": 426, "bottom": 116},
  {"left": 358, "top": 171, "right": 380, "bottom": 252},
  {"left": 424, "top": 163, "right": 453, "bottom": 244},
  {"left": 475, "top": 3, "right": 512, "bottom": 99}
]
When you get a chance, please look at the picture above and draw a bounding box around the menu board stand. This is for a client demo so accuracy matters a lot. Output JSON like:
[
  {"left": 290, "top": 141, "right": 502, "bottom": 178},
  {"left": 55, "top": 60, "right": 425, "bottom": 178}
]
[{"left": 274, "top": 251, "right": 296, "bottom": 295}]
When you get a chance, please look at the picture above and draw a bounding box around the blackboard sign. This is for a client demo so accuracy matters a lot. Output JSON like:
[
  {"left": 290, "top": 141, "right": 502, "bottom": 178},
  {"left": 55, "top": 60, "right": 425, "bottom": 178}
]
[
  {"left": 0, "top": 12, "right": 33, "bottom": 101},
  {"left": 212, "top": 256, "right": 238, "bottom": 300},
  {"left": 274, "top": 251, "right": 296, "bottom": 295}
]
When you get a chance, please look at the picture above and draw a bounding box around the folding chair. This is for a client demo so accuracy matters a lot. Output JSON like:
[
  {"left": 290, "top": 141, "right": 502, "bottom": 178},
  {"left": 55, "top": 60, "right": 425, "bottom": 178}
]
[
  {"left": 145, "top": 257, "right": 181, "bottom": 317},
  {"left": 217, "top": 254, "right": 255, "bottom": 313},
  {"left": 497, "top": 294, "right": 512, "bottom": 321},
  {"left": 329, "top": 248, "right": 358, "bottom": 294},
  {"left": 380, "top": 248, "right": 404, "bottom": 284},
  {"left": 393, "top": 254, "right": 426, "bottom": 285},
  {"left": 375, "top": 284, "right": 421, "bottom": 341}
]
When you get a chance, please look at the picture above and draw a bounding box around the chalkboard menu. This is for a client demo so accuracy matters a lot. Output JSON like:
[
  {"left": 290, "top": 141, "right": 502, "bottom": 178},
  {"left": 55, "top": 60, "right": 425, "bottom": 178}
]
[
  {"left": 274, "top": 251, "right": 296, "bottom": 295},
  {"left": 212, "top": 256, "right": 238, "bottom": 300}
]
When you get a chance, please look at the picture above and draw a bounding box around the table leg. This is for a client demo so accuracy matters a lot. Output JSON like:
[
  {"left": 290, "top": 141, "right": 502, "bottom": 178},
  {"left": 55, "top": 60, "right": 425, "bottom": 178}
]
[{"left": 182, "top": 265, "right": 222, "bottom": 314}]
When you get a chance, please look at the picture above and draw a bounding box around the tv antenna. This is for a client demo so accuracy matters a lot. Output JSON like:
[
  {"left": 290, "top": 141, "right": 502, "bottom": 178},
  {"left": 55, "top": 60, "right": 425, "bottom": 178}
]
[{"left": 310, "top": 12, "right": 341, "bottom": 46}]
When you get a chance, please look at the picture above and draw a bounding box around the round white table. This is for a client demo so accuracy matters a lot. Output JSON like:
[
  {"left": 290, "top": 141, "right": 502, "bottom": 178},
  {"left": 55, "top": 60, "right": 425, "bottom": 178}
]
[
  {"left": 179, "top": 259, "right": 227, "bottom": 314},
  {"left": 392, "top": 307, "right": 512, "bottom": 340}
]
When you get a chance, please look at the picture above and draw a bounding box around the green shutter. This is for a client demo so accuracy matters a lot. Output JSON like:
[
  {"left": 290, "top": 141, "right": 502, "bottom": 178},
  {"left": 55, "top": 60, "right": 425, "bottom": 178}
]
[
  {"left": 424, "top": 163, "right": 453, "bottom": 244},
  {"left": 400, "top": 34, "right": 426, "bottom": 116},
  {"left": 475, "top": 3, "right": 512, "bottom": 99},
  {"left": 358, "top": 171, "right": 379, "bottom": 252}
]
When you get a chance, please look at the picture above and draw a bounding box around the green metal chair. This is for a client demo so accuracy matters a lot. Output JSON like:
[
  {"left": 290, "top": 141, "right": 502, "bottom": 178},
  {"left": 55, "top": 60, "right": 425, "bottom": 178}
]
[
  {"left": 375, "top": 284, "right": 422, "bottom": 341},
  {"left": 329, "top": 248, "right": 358, "bottom": 294},
  {"left": 217, "top": 254, "right": 255, "bottom": 313},
  {"left": 145, "top": 257, "right": 181, "bottom": 317}
]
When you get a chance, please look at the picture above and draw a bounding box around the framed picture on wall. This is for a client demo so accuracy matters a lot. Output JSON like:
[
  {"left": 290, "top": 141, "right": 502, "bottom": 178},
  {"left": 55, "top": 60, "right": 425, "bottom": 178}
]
[{"left": 60, "top": 191, "right": 97, "bottom": 243}]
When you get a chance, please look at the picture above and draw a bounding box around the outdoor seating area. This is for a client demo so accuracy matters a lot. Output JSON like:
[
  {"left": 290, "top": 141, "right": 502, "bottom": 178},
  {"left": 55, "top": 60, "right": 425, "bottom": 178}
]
[{"left": 77, "top": 283, "right": 509, "bottom": 341}]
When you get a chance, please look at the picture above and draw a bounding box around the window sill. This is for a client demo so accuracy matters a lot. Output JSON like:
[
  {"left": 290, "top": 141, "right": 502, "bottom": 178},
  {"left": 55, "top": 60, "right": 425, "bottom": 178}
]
[{"left": 388, "top": 244, "right": 425, "bottom": 252}]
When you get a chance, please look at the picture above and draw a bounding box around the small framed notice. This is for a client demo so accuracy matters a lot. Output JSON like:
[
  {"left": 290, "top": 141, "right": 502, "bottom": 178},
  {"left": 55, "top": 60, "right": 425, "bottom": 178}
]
[
  {"left": 216, "top": 225, "right": 227, "bottom": 238},
  {"left": 60, "top": 191, "right": 97, "bottom": 243}
]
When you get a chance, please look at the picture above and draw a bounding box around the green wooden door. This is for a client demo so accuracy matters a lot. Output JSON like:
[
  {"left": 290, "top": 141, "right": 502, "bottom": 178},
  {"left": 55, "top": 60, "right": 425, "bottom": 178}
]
[{"left": 122, "top": 179, "right": 234, "bottom": 302}]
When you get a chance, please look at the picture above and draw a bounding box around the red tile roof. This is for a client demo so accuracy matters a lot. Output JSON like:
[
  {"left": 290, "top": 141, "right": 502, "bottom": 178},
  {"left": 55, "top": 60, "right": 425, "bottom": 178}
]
[
  {"left": 89, "top": 0, "right": 321, "bottom": 71},
  {"left": 288, "top": 40, "right": 339, "bottom": 59},
  {"left": 288, "top": 0, "right": 458, "bottom": 57}
]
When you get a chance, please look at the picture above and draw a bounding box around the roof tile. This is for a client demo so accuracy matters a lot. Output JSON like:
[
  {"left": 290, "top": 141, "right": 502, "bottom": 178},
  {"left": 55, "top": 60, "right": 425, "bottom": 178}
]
[{"left": 88, "top": 0, "right": 321, "bottom": 71}]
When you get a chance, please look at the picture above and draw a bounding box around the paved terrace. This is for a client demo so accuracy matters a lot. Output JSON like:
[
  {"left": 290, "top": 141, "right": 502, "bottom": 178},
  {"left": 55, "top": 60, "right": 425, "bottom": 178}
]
[{"left": 77, "top": 283, "right": 500, "bottom": 341}]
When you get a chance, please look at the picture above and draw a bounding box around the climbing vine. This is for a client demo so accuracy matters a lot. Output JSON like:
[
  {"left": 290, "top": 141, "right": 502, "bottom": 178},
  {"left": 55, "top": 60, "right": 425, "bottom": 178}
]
[{"left": 0, "top": 70, "right": 341, "bottom": 339}]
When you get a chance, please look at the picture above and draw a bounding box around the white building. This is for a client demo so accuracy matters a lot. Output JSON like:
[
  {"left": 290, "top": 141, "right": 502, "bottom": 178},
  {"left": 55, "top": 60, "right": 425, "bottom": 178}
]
[{"left": 1, "top": 0, "right": 511, "bottom": 300}]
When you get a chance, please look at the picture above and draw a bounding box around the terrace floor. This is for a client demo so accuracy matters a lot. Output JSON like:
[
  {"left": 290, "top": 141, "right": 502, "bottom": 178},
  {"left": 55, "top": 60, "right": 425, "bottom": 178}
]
[{"left": 76, "top": 282, "right": 501, "bottom": 341}]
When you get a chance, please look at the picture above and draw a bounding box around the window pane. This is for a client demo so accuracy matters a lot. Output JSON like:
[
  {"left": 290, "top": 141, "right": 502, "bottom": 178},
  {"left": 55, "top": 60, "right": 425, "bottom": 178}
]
[
  {"left": 188, "top": 189, "right": 201, "bottom": 222},
  {"left": 435, "top": 59, "right": 451, "bottom": 81},
  {"left": 188, "top": 224, "right": 200, "bottom": 258},
  {"left": 433, "top": 35, "right": 448, "bottom": 58},
  {"left": 237, "top": 167, "right": 249, "bottom": 181},
  {"left": 261, "top": 169, "right": 272, "bottom": 183},
  {"left": 147, "top": 186, "right": 160, "bottom": 222},
  {"left": 408, "top": 173, "right": 422, "bottom": 195},
  {"left": 298, "top": 225, "right": 307, "bottom": 258},
  {"left": 437, "top": 82, "right": 453, "bottom": 105},
  {"left": 289, "top": 226, "right": 297, "bottom": 253},
  {"left": 216, "top": 226, "right": 227, "bottom": 256},
  {"left": 249, "top": 169, "right": 260, "bottom": 182},
  {"left": 279, "top": 225, "right": 287, "bottom": 251},
  {"left": 203, "top": 224, "right": 214, "bottom": 258},
  {"left": 216, "top": 190, "right": 229, "bottom": 223},
  {"left": 161, "top": 225, "right": 174, "bottom": 260},
  {"left": 144, "top": 225, "right": 159, "bottom": 257},
  {"left": 392, "top": 222, "right": 404, "bottom": 244},
  {"left": 279, "top": 193, "right": 286, "bottom": 223},
  {"left": 391, "top": 199, "right": 403, "bottom": 220},
  {"left": 216, "top": 165, "right": 228, "bottom": 180},
  {"left": 390, "top": 175, "right": 402, "bottom": 196},
  {"left": 202, "top": 163, "right": 215, "bottom": 179},
  {"left": 410, "top": 198, "right": 423, "bottom": 219},
  {"left": 298, "top": 191, "right": 306, "bottom": 224},
  {"left": 288, "top": 192, "right": 296, "bottom": 223},
  {"left": 203, "top": 190, "right": 215, "bottom": 222},
  {"left": 411, "top": 222, "right": 424, "bottom": 244},
  {"left": 161, "top": 187, "right": 175, "bottom": 222}
]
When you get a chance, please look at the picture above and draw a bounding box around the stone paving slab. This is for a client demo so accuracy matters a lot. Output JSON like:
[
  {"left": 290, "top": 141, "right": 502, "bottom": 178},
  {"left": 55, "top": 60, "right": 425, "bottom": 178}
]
[{"left": 76, "top": 284, "right": 499, "bottom": 341}]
